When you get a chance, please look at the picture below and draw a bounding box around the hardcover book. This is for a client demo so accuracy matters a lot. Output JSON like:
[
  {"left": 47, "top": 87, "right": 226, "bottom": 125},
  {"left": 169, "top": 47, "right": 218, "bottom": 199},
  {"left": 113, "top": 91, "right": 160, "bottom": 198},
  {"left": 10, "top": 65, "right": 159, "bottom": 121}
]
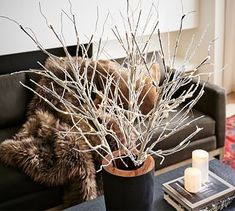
[{"left": 163, "top": 171, "right": 235, "bottom": 211}]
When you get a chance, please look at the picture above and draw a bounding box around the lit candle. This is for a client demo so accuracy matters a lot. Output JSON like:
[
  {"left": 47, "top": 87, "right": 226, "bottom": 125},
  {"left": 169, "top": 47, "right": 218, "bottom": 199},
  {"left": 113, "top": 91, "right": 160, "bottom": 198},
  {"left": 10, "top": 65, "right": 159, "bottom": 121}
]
[
  {"left": 192, "top": 149, "right": 209, "bottom": 184},
  {"left": 184, "top": 167, "right": 202, "bottom": 193}
]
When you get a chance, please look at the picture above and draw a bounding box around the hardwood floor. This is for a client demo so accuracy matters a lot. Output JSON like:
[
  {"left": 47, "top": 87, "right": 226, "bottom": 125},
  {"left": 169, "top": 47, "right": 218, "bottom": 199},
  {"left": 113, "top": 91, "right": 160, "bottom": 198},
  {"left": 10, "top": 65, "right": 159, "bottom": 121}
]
[
  {"left": 227, "top": 92, "right": 235, "bottom": 104},
  {"left": 226, "top": 92, "right": 235, "bottom": 117}
]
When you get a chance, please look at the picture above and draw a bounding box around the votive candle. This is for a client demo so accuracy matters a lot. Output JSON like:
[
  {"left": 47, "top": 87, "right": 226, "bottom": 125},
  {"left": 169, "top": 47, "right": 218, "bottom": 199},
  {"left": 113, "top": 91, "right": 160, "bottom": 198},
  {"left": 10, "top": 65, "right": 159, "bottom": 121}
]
[
  {"left": 184, "top": 167, "right": 202, "bottom": 193},
  {"left": 192, "top": 149, "right": 209, "bottom": 184}
]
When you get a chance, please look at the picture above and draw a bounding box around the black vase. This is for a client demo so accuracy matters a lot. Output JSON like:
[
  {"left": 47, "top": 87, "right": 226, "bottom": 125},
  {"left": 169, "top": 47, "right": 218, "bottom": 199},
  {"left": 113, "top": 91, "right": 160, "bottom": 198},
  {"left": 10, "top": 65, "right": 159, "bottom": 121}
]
[{"left": 102, "top": 152, "right": 155, "bottom": 211}]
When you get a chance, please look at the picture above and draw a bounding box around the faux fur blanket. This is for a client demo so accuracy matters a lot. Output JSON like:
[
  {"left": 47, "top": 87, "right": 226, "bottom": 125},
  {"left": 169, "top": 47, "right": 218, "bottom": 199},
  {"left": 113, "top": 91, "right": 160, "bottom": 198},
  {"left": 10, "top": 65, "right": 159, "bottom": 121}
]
[
  {"left": 0, "top": 57, "right": 160, "bottom": 207},
  {"left": 0, "top": 57, "right": 105, "bottom": 207}
]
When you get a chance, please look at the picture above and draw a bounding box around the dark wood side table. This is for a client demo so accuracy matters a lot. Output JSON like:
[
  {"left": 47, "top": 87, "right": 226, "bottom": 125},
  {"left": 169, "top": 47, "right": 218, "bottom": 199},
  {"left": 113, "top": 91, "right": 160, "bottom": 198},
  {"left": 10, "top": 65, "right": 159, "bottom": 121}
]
[{"left": 65, "top": 159, "right": 235, "bottom": 211}]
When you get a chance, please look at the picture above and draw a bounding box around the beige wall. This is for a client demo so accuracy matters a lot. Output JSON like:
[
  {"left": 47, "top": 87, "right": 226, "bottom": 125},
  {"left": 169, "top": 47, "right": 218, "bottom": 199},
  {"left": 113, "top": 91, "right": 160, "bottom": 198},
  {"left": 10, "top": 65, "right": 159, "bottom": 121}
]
[
  {"left": 223, "top": 0, "right": 235, "bottom": 93},
  {"left": 176, "top": 0, "right": 226, "bottom": 87},
  {"left": 0, "top": 0, "right": 198, "bottom": 57}
]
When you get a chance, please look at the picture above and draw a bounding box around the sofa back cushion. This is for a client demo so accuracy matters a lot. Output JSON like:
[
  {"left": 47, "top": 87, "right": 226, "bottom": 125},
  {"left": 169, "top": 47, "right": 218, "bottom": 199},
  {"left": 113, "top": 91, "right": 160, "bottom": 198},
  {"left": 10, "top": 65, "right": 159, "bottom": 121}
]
[{"left": 0, "top": 72, "right": 28, "bottom": 127}]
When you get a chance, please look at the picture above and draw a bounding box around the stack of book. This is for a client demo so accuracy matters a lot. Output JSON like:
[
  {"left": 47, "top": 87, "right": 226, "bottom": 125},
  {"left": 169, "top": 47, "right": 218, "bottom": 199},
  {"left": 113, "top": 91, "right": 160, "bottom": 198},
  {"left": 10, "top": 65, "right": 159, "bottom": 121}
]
[{"left": 163, "top": 171, "right": 235, "bottom": 211}]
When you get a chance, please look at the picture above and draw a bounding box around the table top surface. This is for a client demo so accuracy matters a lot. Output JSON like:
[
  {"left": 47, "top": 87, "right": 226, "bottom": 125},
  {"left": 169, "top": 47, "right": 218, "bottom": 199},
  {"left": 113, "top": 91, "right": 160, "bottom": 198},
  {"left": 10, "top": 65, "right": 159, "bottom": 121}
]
[{"left": 65, "top": 159, "right": 235, "bottom": 211}]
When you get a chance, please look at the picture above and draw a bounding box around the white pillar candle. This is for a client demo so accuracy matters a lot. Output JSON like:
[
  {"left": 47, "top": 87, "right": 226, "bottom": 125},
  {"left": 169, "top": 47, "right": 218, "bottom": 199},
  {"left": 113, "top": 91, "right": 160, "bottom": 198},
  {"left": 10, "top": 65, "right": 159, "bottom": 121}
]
[
  {"left": 184, "top": 167, "right": 202, "bottom": 193},
  {"left": 192, "top": 149, "right": 209, "bottom": 184}
]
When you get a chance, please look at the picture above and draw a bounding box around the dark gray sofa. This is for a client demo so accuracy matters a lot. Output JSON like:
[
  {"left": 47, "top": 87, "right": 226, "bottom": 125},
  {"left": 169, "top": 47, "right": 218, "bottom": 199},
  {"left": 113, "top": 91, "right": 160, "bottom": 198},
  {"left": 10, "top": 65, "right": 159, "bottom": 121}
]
[
  {"left": 0, "top": 72, "right": 64, "bottom": 210},
  {"left": 0, "top": 52, "right": 226, "bottom": 209},
  {"left": 153, "top": 80, "right": 226, "bottom": 169}
]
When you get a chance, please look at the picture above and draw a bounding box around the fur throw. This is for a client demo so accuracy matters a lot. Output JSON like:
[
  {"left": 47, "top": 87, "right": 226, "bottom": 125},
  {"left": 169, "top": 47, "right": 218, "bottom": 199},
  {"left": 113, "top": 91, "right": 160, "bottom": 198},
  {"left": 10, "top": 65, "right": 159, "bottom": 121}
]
[{"left": 0, "top": 57, "right": 160, "bottom": 207}]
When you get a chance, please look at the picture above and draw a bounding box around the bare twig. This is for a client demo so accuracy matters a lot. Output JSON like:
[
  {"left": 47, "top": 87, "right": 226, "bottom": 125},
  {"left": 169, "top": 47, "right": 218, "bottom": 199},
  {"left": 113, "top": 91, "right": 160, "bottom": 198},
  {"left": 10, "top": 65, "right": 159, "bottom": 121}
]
[{"left": 1, "top": 0, "right": 211, "bottom": 169}]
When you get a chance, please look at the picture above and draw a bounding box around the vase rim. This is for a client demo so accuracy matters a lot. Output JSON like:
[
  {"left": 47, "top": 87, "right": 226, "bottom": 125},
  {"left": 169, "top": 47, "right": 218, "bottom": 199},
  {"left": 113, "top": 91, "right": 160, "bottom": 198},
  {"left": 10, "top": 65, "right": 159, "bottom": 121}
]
[{"left": 102, "top": 150, "right": 155, "bottom": 177}]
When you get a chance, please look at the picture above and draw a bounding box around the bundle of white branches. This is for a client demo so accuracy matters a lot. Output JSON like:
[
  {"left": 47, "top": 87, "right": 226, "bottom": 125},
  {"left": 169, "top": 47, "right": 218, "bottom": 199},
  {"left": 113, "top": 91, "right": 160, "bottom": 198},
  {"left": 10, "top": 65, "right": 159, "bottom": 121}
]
[{"left": 0, "top": 0, "right": 213, "bottom": 171}]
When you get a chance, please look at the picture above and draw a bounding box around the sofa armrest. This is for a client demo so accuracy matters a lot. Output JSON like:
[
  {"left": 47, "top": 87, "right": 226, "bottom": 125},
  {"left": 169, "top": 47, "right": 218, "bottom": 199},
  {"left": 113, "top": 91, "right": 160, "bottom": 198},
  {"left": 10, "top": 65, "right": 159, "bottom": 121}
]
[
  {"left": 0, "top": 72, "right": 28, "bottom": 128},
  {"left": 174, "top": 79, "right": 226, "bottom": 148}
]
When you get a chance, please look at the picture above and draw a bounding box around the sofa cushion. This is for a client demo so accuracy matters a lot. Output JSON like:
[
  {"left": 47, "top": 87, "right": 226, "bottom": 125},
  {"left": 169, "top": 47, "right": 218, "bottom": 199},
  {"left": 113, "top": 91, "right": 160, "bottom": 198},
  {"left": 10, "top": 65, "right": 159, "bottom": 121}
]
[
  {"left": 154, "top": 136, "right": 217, "bottom": 169},
  {"left": 0, "top": 73, "right": 28, "bottom": 127},
  {"left": 0, "top": 163, "right": 63, "bottom": 204},
  {"left": 149, "top": 105, "right": 216, "bottom": 151},
  {"left": 0, "top": 187, "right": 63, "bottom": 210}
]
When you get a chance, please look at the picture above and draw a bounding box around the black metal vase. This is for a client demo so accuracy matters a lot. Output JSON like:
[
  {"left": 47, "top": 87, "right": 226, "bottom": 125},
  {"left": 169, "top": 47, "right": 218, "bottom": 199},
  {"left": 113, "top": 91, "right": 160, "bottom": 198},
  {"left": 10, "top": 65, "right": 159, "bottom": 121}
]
[{"left": 102, "top": 151, "right": 155, "bottom": 211}]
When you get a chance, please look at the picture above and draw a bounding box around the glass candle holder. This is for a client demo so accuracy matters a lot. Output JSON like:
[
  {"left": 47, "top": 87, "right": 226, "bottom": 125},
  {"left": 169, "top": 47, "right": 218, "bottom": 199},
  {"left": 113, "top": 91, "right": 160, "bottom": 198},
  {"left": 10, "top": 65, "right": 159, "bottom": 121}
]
[
  {"left": 184, "top": 167, "right": 202, "bottom": 193},
  {"left": 192, "top": 149, "right": 209, "bottom": 184}
]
